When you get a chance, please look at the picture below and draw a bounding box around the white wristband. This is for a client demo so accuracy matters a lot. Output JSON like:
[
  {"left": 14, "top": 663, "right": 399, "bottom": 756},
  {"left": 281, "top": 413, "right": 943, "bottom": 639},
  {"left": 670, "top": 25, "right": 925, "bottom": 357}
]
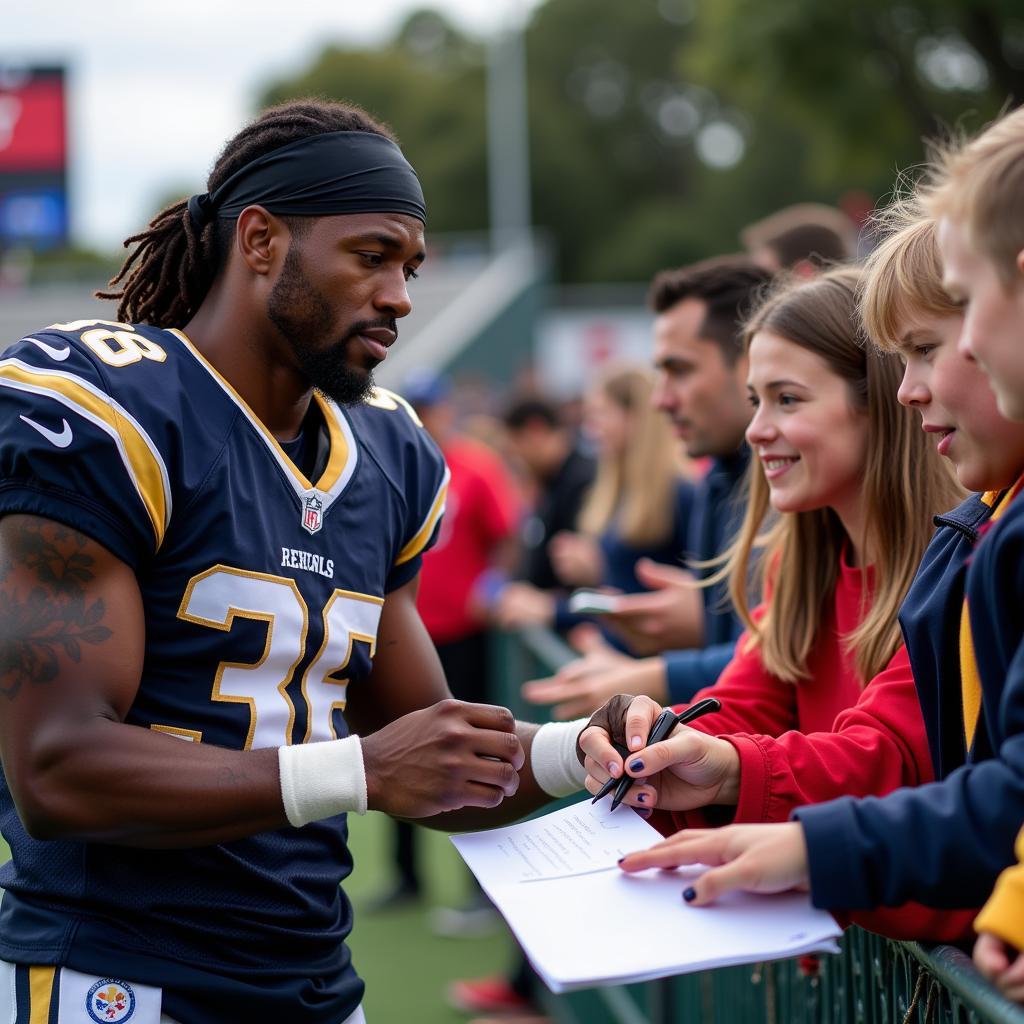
[
  {"left": 278, "top": 736, "right": 367, "bottom": 827},
  {"left": 530, "top": 719, "right": 589, "bottom": 797}
]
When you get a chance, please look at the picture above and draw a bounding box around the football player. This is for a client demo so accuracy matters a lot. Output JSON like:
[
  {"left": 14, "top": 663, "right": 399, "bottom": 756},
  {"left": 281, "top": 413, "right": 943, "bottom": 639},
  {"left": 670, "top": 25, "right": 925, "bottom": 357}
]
[{"left": 0, "top": 99, "right": 588, "bottom": 1024}]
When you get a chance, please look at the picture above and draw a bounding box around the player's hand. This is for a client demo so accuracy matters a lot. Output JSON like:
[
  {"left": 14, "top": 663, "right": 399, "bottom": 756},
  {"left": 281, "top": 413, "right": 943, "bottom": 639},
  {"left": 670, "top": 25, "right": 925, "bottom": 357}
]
[
  {"left": 548, "top": 531, "right": 604, "bottom": 588},
  {"left": 601, "top": 559, "right": 704, "bottom": 655},
  {"left": 521, "top": 625, "right": 668, "bottom": 719},
  {"left": 361, "top": 699, "right": 524, "bottom": 818},
  {"left": 492, "top": 581, "right": 556, "bottom": 629},
  {"left": 975, "top": 932, "right": 1024, "bottom": 1003},
  {"left": 578, "top": 693, "right": 737, "bottom": 811},
  {"left": 618, "top": 822, "right": 811, "bottom": 905},
  {"left": 576, "top": 692, "right": 662, "bottom": 780}
]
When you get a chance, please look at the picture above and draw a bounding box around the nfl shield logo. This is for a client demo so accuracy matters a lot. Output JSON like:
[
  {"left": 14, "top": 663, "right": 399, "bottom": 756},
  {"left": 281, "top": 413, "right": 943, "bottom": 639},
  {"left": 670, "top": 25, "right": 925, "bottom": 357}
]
[{"left": 302, "top": 494, "right": 323, "bottom": 535}]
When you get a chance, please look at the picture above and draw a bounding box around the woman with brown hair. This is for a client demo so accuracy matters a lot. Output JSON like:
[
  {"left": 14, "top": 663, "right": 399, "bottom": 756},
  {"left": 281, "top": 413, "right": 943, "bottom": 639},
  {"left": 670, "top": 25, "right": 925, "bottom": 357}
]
[{"left": 580, "top": 267, "right": 971, "bottom": 939}]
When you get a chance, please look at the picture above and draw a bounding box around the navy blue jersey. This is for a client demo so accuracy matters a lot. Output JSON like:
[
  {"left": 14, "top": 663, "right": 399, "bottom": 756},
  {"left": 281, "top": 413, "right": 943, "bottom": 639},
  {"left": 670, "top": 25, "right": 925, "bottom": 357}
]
[{"left": 0, "top": 320, "right": 449, "bottom": 1023}]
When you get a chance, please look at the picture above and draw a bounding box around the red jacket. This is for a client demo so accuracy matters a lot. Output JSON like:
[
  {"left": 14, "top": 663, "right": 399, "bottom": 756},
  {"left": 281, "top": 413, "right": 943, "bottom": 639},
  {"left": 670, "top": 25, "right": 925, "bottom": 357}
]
[
  {"left": 653, "top": 555, "right": 976, "bottom": 943},
  {"left": 417, "top": 436, "right": 520, "bottom": 644}
]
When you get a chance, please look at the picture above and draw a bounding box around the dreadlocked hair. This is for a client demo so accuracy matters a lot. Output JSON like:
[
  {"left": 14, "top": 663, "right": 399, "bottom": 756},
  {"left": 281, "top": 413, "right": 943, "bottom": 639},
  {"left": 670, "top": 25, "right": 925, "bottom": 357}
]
[{"left": 98, "top": 99, "right": 397, "bottom": 328}]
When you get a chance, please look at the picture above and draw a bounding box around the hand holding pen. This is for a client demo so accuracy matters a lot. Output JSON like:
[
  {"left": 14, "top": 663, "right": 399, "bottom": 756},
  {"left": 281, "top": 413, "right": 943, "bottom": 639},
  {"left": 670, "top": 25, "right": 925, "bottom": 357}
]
[{"left": 589, "top": 697, "right": 724, "bottom": 811}]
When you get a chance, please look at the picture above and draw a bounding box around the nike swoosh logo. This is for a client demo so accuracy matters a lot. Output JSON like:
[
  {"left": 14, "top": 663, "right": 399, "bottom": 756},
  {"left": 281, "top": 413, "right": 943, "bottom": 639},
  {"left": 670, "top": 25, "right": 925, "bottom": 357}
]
[
  {"left": 20, "top": 415, "right": 73, "bottom": 448},
  {"left": 24, "top": 337, "right": 71, "bottom": 361}
]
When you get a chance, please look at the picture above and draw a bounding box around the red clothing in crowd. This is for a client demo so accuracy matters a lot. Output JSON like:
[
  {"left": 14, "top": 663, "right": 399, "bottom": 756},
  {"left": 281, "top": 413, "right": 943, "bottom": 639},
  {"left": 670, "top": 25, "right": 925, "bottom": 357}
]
[
  {"left": 417, "top": 436, "right": 521, "bottom": 644},
  {"left": 658, "top": 554, "right": 976, "bottom": 943}
]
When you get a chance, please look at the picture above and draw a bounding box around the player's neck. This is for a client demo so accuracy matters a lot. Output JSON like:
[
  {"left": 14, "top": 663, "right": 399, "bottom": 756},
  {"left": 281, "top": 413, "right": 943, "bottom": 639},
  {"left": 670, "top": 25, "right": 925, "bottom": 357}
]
[{"left": 185, "top": 288, "right": 313, "bottom": 440}]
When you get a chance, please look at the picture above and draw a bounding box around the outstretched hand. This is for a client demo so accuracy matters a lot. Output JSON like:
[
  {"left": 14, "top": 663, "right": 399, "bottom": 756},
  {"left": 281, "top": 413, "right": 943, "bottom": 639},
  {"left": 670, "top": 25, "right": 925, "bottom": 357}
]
[
  {"left": 492, "top": 581, "right": 556, "bottom": 630},
  {"left": 361, "top": 699, "right": 524, "bottom": 818},
  {"left": 617, "top": 822, "right": 811, "bottom": 905},
  {"left": 521, "top": 625, "right": 668, "bottom": 720},
  {"left": 548, "top": 530, "right": 604, "bottom": 588},
  {"left": 975, "top": 932, "right": 1024, "bottom": 1003},
  {"left": 600, "top": 559, "right": 705, "bottom": 655}
]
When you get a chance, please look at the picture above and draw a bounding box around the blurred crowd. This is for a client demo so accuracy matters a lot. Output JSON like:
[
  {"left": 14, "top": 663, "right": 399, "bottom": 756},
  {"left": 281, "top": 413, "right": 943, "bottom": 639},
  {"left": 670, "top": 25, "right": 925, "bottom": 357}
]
[{"left": 365, "top": 117, "right": 1024, "bottom": 1022}]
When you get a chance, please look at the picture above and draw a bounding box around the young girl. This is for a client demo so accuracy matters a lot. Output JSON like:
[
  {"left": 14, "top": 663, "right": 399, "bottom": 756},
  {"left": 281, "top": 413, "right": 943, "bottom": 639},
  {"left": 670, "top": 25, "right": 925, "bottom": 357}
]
[{"left": 581, "top": 266, "right": 969, "bottom": 938}]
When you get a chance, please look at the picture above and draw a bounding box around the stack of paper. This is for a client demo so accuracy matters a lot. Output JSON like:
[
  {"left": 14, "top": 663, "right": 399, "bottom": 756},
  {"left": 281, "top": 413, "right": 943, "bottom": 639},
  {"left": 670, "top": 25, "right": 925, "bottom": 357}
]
[{"left": 451, "top": 798, "right": 841, "bottom": 993}]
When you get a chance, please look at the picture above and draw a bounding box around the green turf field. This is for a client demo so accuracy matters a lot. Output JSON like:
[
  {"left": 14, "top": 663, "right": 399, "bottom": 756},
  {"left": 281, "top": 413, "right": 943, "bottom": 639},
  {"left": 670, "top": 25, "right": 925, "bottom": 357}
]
[
  {"left": 346, "top": 815, "right": 514, "bottom": 1022},
  {"left": 0, "top": 819, "right": 511, "bottom": 1023}
]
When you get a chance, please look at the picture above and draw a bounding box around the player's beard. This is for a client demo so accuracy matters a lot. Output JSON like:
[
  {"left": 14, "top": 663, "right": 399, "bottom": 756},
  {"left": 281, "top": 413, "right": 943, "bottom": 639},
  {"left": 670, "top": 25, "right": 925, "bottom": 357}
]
[{"left": 267, "top": 244, "right": 380, "bottom": 406}]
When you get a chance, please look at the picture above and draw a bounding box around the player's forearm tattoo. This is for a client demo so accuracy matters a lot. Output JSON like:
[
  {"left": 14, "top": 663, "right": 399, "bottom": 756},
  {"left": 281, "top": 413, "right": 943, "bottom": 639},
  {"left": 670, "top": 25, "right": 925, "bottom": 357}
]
[{"left": 0, "top": 520, "right": 112, "bottom": 698}]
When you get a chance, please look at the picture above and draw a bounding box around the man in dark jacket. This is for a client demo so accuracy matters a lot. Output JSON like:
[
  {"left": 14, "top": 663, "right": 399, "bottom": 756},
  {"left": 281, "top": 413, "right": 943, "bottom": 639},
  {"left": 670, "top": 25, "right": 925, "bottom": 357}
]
[{"left": 522, "top": 257, "right": 772, "bottom": 720}]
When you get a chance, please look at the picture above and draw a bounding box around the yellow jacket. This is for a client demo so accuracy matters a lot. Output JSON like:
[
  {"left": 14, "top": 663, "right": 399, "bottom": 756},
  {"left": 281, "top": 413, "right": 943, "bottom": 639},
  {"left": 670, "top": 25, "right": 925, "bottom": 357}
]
[{"left": 976, "top": 826, "right": 1024, "bottom": 949}]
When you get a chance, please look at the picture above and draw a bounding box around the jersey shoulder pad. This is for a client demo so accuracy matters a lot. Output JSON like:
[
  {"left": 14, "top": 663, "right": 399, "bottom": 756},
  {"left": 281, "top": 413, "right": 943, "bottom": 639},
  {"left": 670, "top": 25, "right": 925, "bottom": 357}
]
[
  {"left": 353, "top": 386, "right": 442, "bottom": 471},
  {"left": 349, "top": 386, "right": 450, "bottom": 570},
  {"left": 0, "top": 320, "right": 193, "bottom": 560},
  {"left": 6, "top": 318, "right": 193, "bottom": 413}
]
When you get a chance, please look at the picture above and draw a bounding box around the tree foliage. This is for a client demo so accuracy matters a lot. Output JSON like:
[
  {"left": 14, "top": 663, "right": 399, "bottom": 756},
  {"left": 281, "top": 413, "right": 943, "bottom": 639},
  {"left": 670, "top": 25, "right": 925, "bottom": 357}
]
[
  {"left": 261, "top": 10, "right": 489, "bottom": 235},
  {"left": 683, "top": 0, "right": 1023, "bottom": 188},
  {"left": 259, "top": 0, "right": 1023, "bottom": 283}
]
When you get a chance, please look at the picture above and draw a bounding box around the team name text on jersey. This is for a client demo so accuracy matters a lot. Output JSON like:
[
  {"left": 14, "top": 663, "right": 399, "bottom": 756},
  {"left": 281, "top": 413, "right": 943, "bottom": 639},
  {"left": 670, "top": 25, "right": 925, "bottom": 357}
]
[{"left": 281, "top": 547, "right": 335, "bottom": 579}]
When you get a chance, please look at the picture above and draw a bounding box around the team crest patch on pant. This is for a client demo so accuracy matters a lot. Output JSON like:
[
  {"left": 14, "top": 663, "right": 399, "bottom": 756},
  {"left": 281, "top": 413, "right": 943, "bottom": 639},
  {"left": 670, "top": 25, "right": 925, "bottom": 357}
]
[
  {"left": 87, "top": 978, "right": 136, "bottom": 1022},
  {"left": 55, "top": 967, "right": 160, "bottom": 1024}
]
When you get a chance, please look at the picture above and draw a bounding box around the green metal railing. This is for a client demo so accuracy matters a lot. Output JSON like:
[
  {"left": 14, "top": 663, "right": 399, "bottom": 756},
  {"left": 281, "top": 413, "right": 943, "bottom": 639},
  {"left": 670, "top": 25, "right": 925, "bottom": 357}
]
[{"left": 493, "top": 625, "right": 1024, "bottom": 1024}]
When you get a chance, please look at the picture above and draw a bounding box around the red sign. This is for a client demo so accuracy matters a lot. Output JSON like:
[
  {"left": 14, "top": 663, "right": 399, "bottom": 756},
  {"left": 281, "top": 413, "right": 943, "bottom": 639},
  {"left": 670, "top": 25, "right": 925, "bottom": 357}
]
[{"left": 0, "top": 70, "right": 66, "bottom": 171}]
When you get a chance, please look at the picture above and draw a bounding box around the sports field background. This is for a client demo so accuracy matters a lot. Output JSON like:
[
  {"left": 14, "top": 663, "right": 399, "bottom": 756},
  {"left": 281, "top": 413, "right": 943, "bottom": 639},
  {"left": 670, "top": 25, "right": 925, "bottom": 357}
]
[
  {"left": 345, "top": 815, "right": 513, "bottom": 1021},
  {"left": 0, "top": 818, "right": 513, "bottom": 1022}
]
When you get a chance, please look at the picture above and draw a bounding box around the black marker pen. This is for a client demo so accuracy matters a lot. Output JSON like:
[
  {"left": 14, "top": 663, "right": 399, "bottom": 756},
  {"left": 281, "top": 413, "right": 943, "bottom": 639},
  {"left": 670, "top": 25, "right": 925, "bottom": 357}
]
[{"left": 590, "top": 697, "right": 722, "bottom": 810}]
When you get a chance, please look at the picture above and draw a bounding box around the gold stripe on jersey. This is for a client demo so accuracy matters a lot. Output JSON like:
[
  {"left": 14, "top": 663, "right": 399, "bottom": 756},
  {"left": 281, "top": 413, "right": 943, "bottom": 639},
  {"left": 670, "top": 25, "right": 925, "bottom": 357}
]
[
  {"left": 311, "top": 391, "right": 351, "bottom": 493},
  {"left": 0, "top": 361, "right": 170, "bottom": 549},
  {"left": 28, "top": 965, "right": 55, "bottom": 1024},
  {"left": 151, "top": 724, "right": 204, "bottom": 742},
  {"left": 167, "top": 329, "right": 353, "bottom": 495},
  {"left": 395, "top": 466, "right": 451, "bottom": 566}
]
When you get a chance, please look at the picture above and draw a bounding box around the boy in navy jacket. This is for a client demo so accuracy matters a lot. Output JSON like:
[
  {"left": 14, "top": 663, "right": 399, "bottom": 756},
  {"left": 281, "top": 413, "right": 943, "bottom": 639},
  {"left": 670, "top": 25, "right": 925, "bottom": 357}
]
[{"left": 931, "top": 106, "right": 1024, "bottom": 1000}]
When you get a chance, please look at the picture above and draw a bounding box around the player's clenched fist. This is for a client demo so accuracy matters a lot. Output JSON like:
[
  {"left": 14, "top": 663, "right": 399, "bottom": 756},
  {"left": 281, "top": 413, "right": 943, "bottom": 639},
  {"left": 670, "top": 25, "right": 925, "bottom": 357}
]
[{"left": 361, "top": 699, "right": 525, "bottom": 817}]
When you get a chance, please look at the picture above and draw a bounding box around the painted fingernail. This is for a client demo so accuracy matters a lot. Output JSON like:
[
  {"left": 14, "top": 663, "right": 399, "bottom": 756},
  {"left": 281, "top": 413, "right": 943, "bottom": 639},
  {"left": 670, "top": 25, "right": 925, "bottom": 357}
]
[
  {"left": 617, "top": 856, "right": 625, "bottom": 864},
  {"left": 636, "top": 793, "right": 647, "bottom": 804},
  {"left": 638, "top": 808, "right": 653, "bottom": 819},
  {"left": 683, "top": 887, "right": 697, "bottom": 902},
  {"left": 629, "top": 759, "right": 645, "bottom": 773}
]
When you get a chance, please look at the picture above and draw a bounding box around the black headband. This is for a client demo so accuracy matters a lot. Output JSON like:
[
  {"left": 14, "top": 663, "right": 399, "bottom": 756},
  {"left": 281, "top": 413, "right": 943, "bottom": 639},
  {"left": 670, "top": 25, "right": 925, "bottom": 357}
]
[{"left": 186, "top": 130, "right": 426, "bottom": 230}]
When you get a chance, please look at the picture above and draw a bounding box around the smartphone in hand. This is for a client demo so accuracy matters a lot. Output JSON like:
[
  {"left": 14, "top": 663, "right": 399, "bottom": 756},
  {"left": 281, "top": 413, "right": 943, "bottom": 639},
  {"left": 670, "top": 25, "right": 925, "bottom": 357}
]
[{"left": 567, "top": 590, "right": 620, "bottom": 615}]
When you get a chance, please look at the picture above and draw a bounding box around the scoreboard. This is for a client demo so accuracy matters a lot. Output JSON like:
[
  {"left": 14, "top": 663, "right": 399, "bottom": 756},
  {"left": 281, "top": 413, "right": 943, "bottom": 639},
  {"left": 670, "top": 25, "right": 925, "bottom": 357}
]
[{"left": 0, "top": 65, "right": 68, "bottom": 248}]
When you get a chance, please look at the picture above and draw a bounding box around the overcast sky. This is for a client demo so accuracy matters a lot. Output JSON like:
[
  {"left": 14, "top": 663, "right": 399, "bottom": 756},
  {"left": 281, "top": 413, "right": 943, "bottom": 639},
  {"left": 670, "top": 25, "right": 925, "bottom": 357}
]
[{"left": 4, "top": 0, "right": 535, "bottom": 251}]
